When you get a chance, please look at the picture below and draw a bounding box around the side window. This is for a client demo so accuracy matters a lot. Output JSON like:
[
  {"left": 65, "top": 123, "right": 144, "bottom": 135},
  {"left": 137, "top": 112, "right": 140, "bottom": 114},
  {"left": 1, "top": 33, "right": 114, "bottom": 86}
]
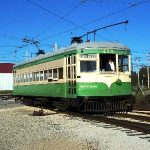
[
  {"left": 30, "top": 73, "right": 32, "bottom": 82},
  {"left": 36, "top": 72, "right": 40, "bottom": 81},
  {"left": 33, "top": 73, "right": 35, "bottom": 81},
  {"left": 44, "top": 70, "right": 48, "bottom": 80},
  {"left": 118, "top": 55, "right": 129, "bottom": 72},
  {"left": 35, "top": 72, "right": 39, "bottom": 81},
  {"left": 27, "top": 73, "right": 30, "bottom": 82},
  {"left": 53, "top": 69, "right": 58, "bottom": 79},
  {"left": 48, "top": 69, "right": 53, "bottom": 78},
  {"left": 20, "top": 75, "right": 23, "bottom": 83},
  {"left": 23, "top": 74, "right": 26, "bottom": 82},
  {"left": 58, "top": 68, "right": 63, "bottom": 79},
  {"left": 40, "top": 71, "right": 44, "bottom": 81}
]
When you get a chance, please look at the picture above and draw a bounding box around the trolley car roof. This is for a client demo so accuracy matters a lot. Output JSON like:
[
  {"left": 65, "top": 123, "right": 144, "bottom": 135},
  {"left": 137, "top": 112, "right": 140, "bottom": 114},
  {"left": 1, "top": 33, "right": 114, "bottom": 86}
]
[{"left": 14, "top": 42, "right": 130, "bottom": 68}]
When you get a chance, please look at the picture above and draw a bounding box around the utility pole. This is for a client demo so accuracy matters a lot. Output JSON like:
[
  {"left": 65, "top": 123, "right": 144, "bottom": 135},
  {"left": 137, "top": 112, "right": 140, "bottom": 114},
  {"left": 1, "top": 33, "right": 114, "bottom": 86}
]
[
  {"left": 22, "top": 37, "right": 30, "bottom": 61},
  {"left": 148, "top": 67, "right": 150, "bottom": 89},
  {"left": 135, "top": 57, "right": 141, "bottom": 88},
  {"left": 26, "top": 50, "right": 28, "bottom": 62},
  {"left": 146, "top": 52, "right": 150, "bottom": 89}
]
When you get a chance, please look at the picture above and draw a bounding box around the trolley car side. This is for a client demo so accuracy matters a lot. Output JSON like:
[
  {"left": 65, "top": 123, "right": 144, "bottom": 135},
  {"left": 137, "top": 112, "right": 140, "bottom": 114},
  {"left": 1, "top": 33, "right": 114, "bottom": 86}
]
[{"left": 13, "top": 42, "right": 132, "bottom": 113}]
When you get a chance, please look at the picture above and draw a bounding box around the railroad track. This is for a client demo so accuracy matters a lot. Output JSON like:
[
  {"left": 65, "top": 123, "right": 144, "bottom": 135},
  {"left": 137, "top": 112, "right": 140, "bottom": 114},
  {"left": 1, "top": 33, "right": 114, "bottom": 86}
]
[
  {"left": 59, "top": 111, "right": 150, "bottom": 135},
  {"left": 91, "top": 115, "right": 150, "bottom": 134},
  {"left": 114, "top": 112, "right": 150, "bottom": 122},
  {"left": 0, "top": 94, "right": 14, "bottom": 100}
]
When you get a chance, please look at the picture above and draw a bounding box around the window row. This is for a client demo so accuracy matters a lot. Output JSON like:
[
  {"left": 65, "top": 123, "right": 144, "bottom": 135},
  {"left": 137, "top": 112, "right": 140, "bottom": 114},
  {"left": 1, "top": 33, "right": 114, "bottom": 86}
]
[
  {"left": 80, "top": 54, "right": 129, "bottom": 73},
  {"left": 14, "top": 68, "right": 63, "bottom": 83}
]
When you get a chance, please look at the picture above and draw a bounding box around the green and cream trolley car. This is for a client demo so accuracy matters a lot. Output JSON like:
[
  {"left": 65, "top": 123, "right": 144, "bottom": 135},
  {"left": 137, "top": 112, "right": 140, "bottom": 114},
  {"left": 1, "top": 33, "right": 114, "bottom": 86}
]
[{"left": 13, "top": 42, "right": 132, "bottom": 113}]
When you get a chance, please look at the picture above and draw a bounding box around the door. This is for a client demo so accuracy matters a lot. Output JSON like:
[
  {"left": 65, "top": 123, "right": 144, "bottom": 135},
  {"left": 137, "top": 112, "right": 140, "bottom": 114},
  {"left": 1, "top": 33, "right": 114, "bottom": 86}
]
[{"left": 66, "top": 55, "right": 76, "bottom": 98}]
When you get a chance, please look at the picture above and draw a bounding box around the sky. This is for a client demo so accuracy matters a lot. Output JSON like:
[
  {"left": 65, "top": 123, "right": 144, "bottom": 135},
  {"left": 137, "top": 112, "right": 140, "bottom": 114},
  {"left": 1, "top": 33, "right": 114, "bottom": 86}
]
[{"left": 0, "top": 0, "right": 150, "bottom": 70}]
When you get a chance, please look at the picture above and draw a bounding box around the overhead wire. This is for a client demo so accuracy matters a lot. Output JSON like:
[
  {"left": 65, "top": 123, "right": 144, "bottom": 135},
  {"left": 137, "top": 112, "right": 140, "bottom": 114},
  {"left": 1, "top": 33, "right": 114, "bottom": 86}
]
[
  {"left": 35, "top": 1, "right": 85, "bottom": 37},
  {"left": 0, "top": 1, "right": 82, "bottom": 28},
  {"left": 25, "top": 0, "right": 87, "bottom": 31},
  {"left": 41, "top": 0, "right": 150, "bottom": 41},
  {"left": 26, "top": 0, "right": 112, "bottom": 42},
  {"left": 41, "top": 6, "right": 131, "bottom": 41}
]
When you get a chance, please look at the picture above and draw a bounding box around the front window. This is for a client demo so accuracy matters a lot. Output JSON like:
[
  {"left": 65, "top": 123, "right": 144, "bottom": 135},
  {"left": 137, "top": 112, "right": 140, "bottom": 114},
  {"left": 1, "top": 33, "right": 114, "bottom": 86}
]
[
  {"left": 118, "top": 55, "right": 129, "bottom": 72},
  {"left": 99, "top": 54, "right": 116, "bottom": 72},
  {"left": 80, "top": 61, "right": 96, "bottom": 72}
]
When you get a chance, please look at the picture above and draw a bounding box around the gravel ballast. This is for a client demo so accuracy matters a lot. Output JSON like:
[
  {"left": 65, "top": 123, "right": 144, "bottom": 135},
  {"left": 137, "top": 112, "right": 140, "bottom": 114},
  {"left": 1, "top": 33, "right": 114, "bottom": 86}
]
[{"left": 0, "top": 102, "right": 150, "bottom": 150}]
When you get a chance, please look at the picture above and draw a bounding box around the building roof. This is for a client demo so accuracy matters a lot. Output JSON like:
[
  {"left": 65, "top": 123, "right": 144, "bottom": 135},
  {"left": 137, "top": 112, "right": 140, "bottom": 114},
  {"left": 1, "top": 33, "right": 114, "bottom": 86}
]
[
  {"left": 14, "top": 42, "right": 130, "bottom": 68},
  {"left": 0, "top": 63, "right": 14, "bottom": 73}
]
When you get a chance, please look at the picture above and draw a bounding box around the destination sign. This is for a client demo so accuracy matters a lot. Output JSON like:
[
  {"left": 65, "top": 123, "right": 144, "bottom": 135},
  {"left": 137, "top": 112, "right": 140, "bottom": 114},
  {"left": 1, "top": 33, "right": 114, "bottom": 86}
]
[{"left": 80, "top": 54, "right": 97, "bottom": 58}]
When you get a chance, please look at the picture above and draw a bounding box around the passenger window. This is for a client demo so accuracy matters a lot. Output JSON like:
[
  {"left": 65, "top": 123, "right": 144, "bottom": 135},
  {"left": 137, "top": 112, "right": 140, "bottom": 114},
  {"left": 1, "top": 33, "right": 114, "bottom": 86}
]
[
  {"left": 23, "top": 74, "right": 26, "bottom": 82},
  {"left": 35, "top": 72, "right": 39, "bottom": 81},
  {"left": 30, "top": 73, "right": 32, "bottom": 82},
  {"left": 48, "top": 69, "right": 53, "bottom": 78},
  {"left": 44, "top": 70, "right": 48, "bottom": 80},
  {"left": 118, "top": 55, "right": 129, "bottom": 72},
  {"left": 53, "top": 69, "right": 58, "bottom": 79},
  {"left": 26, "top": 73, "right": 29, "bottom": 82},
  {"left": 33, "top": 73, "right": 35, "bottom": 81},
  {"left": 40, "top": 71, "right": 44, "bottom": 81},
  {"left": 80, "top": 61, "right": 96, "bottom": 72},
  {"left": 59, "top": 68, "right": 63, "bottom": 79}
]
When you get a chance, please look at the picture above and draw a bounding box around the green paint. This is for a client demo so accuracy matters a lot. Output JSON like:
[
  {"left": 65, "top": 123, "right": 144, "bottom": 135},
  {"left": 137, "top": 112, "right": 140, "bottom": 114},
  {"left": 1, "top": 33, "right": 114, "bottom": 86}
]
[
  {"left": 78, "top": 49, "right": 130, "bottom": 55},
  {"left": 76, "top": 82, "right": 131, "bottom": 96},
  {"left": 13, "top": 83, "right": 66, "bottom": 97},
  {"left": 13, "top": 81, "right": 131, "bottom": 98}
]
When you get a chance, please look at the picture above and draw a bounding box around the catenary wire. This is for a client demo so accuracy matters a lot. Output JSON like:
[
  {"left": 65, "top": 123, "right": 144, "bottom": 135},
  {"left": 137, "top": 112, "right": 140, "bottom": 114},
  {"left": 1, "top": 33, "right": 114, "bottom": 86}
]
[
  {"left": 25, "top": 0, "right": 87, "bottom": 31},
  {"left": 41, "top": 0, "right": 150, "bottom": 41},
  {"left": 35, "top": 1, "right": 86, "bottom": 37}
]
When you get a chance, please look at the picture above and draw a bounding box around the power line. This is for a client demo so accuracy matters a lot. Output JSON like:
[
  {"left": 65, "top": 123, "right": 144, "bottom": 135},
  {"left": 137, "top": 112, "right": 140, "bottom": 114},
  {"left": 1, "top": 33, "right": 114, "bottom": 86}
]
[
  {"left": 41, "top": 0, "right": 150, "bottom": 41},
  {"left": 35, "top": 1, "right": 86, "bottom": 37},
  {"left": 25, "top": 0, "right": 87, "bottom": 31},
  {"left": 41, "top": 6, "right": 131, "bottom": 41},
  {"left": 26, "top": 0, "right": 112, "bottom": 41}
]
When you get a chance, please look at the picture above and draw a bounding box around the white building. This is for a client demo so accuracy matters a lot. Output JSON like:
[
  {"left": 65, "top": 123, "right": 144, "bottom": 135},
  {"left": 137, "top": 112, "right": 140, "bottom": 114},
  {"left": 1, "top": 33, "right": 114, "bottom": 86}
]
[{"left": 0, "top": 63, "right": 14, "bottom": 91}]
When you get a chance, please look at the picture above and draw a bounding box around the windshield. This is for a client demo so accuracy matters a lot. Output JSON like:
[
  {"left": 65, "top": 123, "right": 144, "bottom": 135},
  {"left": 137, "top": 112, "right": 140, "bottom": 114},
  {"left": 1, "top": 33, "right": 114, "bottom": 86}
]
[
  {"left": 118, "top": 55, "right": 129, "bottom": 72},
  {"left": 80, "top": 61, "right": 96, "bottom": 72}
]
